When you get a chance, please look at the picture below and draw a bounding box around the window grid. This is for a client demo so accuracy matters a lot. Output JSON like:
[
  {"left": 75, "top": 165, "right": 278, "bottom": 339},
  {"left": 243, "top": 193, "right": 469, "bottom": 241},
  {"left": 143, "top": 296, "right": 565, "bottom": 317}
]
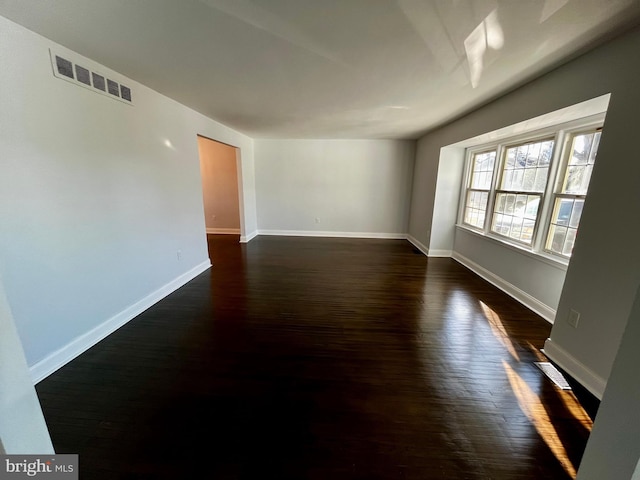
[
  {"left": 545, "top": 130, "right": 601, "bottom": 257},
  {"left": 458, "top": 118, "right": 604, "bottom": 263},
  {"left": 490, "top": 139, "right": 554, "bottom": 245},
  {"left": 462, "top": 151, "right": 496, "bottom": 229}
]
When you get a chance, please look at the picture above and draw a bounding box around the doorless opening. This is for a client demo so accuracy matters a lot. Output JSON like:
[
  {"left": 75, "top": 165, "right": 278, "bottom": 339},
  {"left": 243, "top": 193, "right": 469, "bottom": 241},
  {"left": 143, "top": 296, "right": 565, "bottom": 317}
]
[{"left": 196, "top": 135, "right": 242, "bottom": 259}]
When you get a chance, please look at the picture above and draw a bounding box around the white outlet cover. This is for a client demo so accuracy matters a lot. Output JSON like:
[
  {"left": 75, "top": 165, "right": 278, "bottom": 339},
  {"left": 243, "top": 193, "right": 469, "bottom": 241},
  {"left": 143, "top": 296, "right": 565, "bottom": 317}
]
[{"left": 568, "top": 309, "right": 580, "bottom": 328}]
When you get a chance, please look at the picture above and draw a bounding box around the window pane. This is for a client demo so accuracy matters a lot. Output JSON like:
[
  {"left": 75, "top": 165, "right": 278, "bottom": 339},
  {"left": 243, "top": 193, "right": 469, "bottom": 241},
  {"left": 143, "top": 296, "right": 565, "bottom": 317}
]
[
  {"left": 545, "top": 130, "right": 601, "bottom": 257},
  {"left": 512, "top": 169, "right": 524, "bottom": 190},
  {"left": 524, "top": 195, "right": 540, "bottom": 219},
  {"left": 511, "top": 217, "right": 524, "bottom": 240},
  {"left": 516, "top": 194, "right": 528, "bottom": 214},
  {"left": 503, "top": 170, "right": 513, "bottom": 190},
  {"left": 502, "top": 139, "right": 553, "bottom": 192},
  {"left": 581, "top": 165, "right": 594, "bottom": 193},
  {"left": 548, "top": 225, "right": 568, "bottom": 254},
  {"left": 505, "top": 194, "right": 515, "bottom": 214},
  {"left": 569, "top": 200, "right": 584, "bottom": 228},
  {"left": 561, "top": 131, "right": 601, "bottom": 195},
  {"left": 569, "top": 133, "right": 593, "bottom": 165},
  {"left": 546, "top": 197, "right": 584, "bottom": 257},
  {"left": 492, "top": 213, "right": 506, "bottom": 235},
  {"left": 523, "top": 168, "right": 536, "bottom": 190},
  {"left": 471, "top": 150, "right": 496, "bottom": 189},
  {"left": 475, "top": 151, "right": 496, "bottom": 171},
  {"left": 491, "top": 192, "right": 540, "bottom": 245},
  {"left": 565, "top": 166, "right": 590, "bottom": 194},
  {"left": 555, "top": 198, "right": 574, "bottom": 226},
  {"left": 522, "top": 219, "right": 536, "bottom": 243},
  {"left": 463, "top": 189, "right": 489, "bottom": 229},
  {"left": 588, "top": 132, "right": 601, "bottom": 164},
  {"left": 526, "top": 143, "right": 541, "bottom": 166},
  {"left": 563, "top": 228, "right": 577, "bottom": 256},
  {"left": 540, "top": 141, "right": 554, "bottom": 166},
  {"left": 534, "top": 167, "right": 548, "bottom": 191},
  {"left": 464, "top": 151, "right": 496, "bottom": 230}
]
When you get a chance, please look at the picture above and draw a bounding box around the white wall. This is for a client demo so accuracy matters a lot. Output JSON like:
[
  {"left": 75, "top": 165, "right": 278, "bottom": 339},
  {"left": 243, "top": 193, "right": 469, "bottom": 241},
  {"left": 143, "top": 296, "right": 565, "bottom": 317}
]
[
  {"left": 0, "top": 275, "right": 53, "bottom": 454},
  {"left": 255, "top": 139, "right": 415, "bottom": 237},
  {"left": 0, "top": 15, "right": 257, "bottom": 382},
  {"left": 408, "top": 25, "right": 640, "bottom": 398}
]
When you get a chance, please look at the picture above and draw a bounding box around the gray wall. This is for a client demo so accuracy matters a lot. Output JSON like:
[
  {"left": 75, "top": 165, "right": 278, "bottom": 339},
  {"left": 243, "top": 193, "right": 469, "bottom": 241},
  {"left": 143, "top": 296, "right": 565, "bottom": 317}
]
[
  {"left": 577, "top": 285, "right": 640, "bottom": 479},
  {"left": 255, "top": 139, "right": 415, "bottom": 237},
  {"left": 409, "top": 25, "right": 640, "bottom": 398}
]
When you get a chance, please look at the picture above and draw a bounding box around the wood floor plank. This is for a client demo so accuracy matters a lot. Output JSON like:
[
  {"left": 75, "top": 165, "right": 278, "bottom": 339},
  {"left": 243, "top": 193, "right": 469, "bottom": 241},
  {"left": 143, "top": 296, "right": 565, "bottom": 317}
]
[{"left": 36, "top": 235, "right": 594, "bottom": 479}]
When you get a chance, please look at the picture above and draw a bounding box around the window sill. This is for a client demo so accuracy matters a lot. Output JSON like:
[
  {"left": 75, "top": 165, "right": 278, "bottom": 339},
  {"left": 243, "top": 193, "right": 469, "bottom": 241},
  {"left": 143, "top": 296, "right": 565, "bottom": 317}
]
[{"left": 455, "top": 224, "right": 569, "bottom": 271}]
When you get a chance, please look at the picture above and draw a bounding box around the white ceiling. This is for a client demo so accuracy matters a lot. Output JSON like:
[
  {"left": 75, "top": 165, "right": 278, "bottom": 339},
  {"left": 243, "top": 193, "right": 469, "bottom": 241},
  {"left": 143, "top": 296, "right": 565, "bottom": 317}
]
[{"left": 1, "top": 0, "right": 639, "bottom": 139}]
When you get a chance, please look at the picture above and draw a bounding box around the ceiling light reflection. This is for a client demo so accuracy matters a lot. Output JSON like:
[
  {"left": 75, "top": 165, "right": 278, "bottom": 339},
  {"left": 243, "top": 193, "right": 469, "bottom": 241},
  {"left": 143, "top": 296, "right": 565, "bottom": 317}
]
[
  {"left": 464, "top": 9, "right": 504, "bottom": 88},
  {"left": 541, "top": 0, "right": 570, "bottom": 23}
]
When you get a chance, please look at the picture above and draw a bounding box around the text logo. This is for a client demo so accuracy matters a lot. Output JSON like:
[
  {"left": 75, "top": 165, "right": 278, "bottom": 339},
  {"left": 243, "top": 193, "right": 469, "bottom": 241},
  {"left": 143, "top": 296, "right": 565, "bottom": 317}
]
[{"left": 0, "top": 455, "right": 77, "bottom": 479}]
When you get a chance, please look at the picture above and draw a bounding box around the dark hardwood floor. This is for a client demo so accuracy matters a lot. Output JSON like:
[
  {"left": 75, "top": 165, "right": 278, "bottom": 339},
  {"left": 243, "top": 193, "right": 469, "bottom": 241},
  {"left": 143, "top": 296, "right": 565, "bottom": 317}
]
[{"left": 36, "top": 235, "right": 594, "bottom": 479}]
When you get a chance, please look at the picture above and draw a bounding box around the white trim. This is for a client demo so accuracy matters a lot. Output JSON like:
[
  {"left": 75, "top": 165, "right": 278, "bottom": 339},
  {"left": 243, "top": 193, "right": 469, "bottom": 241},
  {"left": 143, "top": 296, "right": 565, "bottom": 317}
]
[
  {"left": 257, "top": 230, "right": 407, "bottom": 240},
  {"left": 428, "top": 249, "right": 453, "bottom": 258},
  {"left": 452, "top": 251, "right": 556, "bottom": 323},
  {"left": 206, "top": 227, "right": 241, "bottom": 235},
  {"left": 407, "top": 235, "right": 429, "bottom": 256},
  {"left": 240, "top": 230, "right": 258, "bottom": 243},
  {"left": 30, "top": 260, "right": 212, "bottom": 384},
  {"left": 543, "top": 338, "right": 607, "bottom": 399}
]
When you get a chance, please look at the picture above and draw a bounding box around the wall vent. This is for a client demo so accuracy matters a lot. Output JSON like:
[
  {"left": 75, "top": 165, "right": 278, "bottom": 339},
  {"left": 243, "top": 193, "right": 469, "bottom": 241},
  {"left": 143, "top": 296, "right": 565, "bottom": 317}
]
[{"left": 50, "top": 50, "right": 134, "bottom": 106}]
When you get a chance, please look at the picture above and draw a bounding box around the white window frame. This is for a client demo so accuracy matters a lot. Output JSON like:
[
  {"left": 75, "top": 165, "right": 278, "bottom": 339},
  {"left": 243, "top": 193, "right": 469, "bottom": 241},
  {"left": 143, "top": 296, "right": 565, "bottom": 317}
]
[
  {"left": 541, "top": 126, "right": 603, "bottom": 258},
  {"left": 457, "top": 113, "right": 605, "bottom": 265},
  {"left": 461, "top": 147, "right": 498, "bottom": 232}
]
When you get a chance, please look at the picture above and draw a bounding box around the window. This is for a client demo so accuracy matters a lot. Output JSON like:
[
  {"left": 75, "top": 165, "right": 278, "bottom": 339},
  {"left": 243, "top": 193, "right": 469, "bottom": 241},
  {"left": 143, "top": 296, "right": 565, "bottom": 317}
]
[
  {"left": 459, "top": 118, "right": 603, "bottom": 261},
  {"left": 491, "top": 139, "right": 554, "bottom": 245},
  {"left": 463, "top": 150, "right": 495, "bottom": 229},
  {"left": 546, "top": 130, "right": 601, "bottom": 256}
]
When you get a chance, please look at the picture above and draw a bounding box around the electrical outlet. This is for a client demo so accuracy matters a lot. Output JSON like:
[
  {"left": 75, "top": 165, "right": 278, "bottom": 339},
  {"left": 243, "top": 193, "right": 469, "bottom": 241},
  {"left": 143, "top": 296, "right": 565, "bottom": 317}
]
[
  {"left": 177, "top": 250, "right": 182, "bottom": 261},
  {"left": 315, "top": 217, "right": 320, "bottom": 224},
  {"left": 567, "top": 309, "right": 580, "bottom": 328}
]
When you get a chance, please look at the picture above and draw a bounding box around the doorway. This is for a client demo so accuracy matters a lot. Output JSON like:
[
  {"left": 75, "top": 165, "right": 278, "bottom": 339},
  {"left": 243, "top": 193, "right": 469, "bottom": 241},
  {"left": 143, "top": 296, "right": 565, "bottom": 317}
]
[{"left": 196, "top": 135, "right": 242, "bottom": 261}]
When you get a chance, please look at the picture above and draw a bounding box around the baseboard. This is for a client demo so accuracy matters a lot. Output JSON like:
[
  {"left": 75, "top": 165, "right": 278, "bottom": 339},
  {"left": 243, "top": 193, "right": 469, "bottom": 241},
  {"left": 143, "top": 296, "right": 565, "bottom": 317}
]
[
  {"left": 406, "top": 235, "right": 429, "bottom": 256},
  {"left": 257, "top": 230, "right": 407, "bottom": 240},
  {"left": 428, "top": 249, "right": 453, "bottom": 257},
  {"left": 206, "top": 227, "right": 240, "bottom": 234},
  {"left": 240, "top": 230, "right": 258, "bottom": 243},
  {"left": 30, "top": 260, "right": 212, "bottom": 384},
  {"left": 452, "top": 251, "right": 556, "bottom": 323},
  {"left": 543, "top": 338, "right": 607, "bottom": 400}
]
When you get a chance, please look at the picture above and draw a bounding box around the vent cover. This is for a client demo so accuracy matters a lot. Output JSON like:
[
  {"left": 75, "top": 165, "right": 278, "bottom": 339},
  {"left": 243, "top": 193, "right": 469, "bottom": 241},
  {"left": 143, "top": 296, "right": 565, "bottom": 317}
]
[
  {"left": 534, "top": 362, "right": 571, "bottom": 390},
  {"left": 50, "top": 50, "right": 133, "bottom": 106},
  {"left": 75, "top": 65, "right": 91, "bottom": 86},
  {"left": 107, "top": 79, "right": 120, "bottom": 97},
  {"left": 92, "top": 72, "right": 106, "bottom": 91}
]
